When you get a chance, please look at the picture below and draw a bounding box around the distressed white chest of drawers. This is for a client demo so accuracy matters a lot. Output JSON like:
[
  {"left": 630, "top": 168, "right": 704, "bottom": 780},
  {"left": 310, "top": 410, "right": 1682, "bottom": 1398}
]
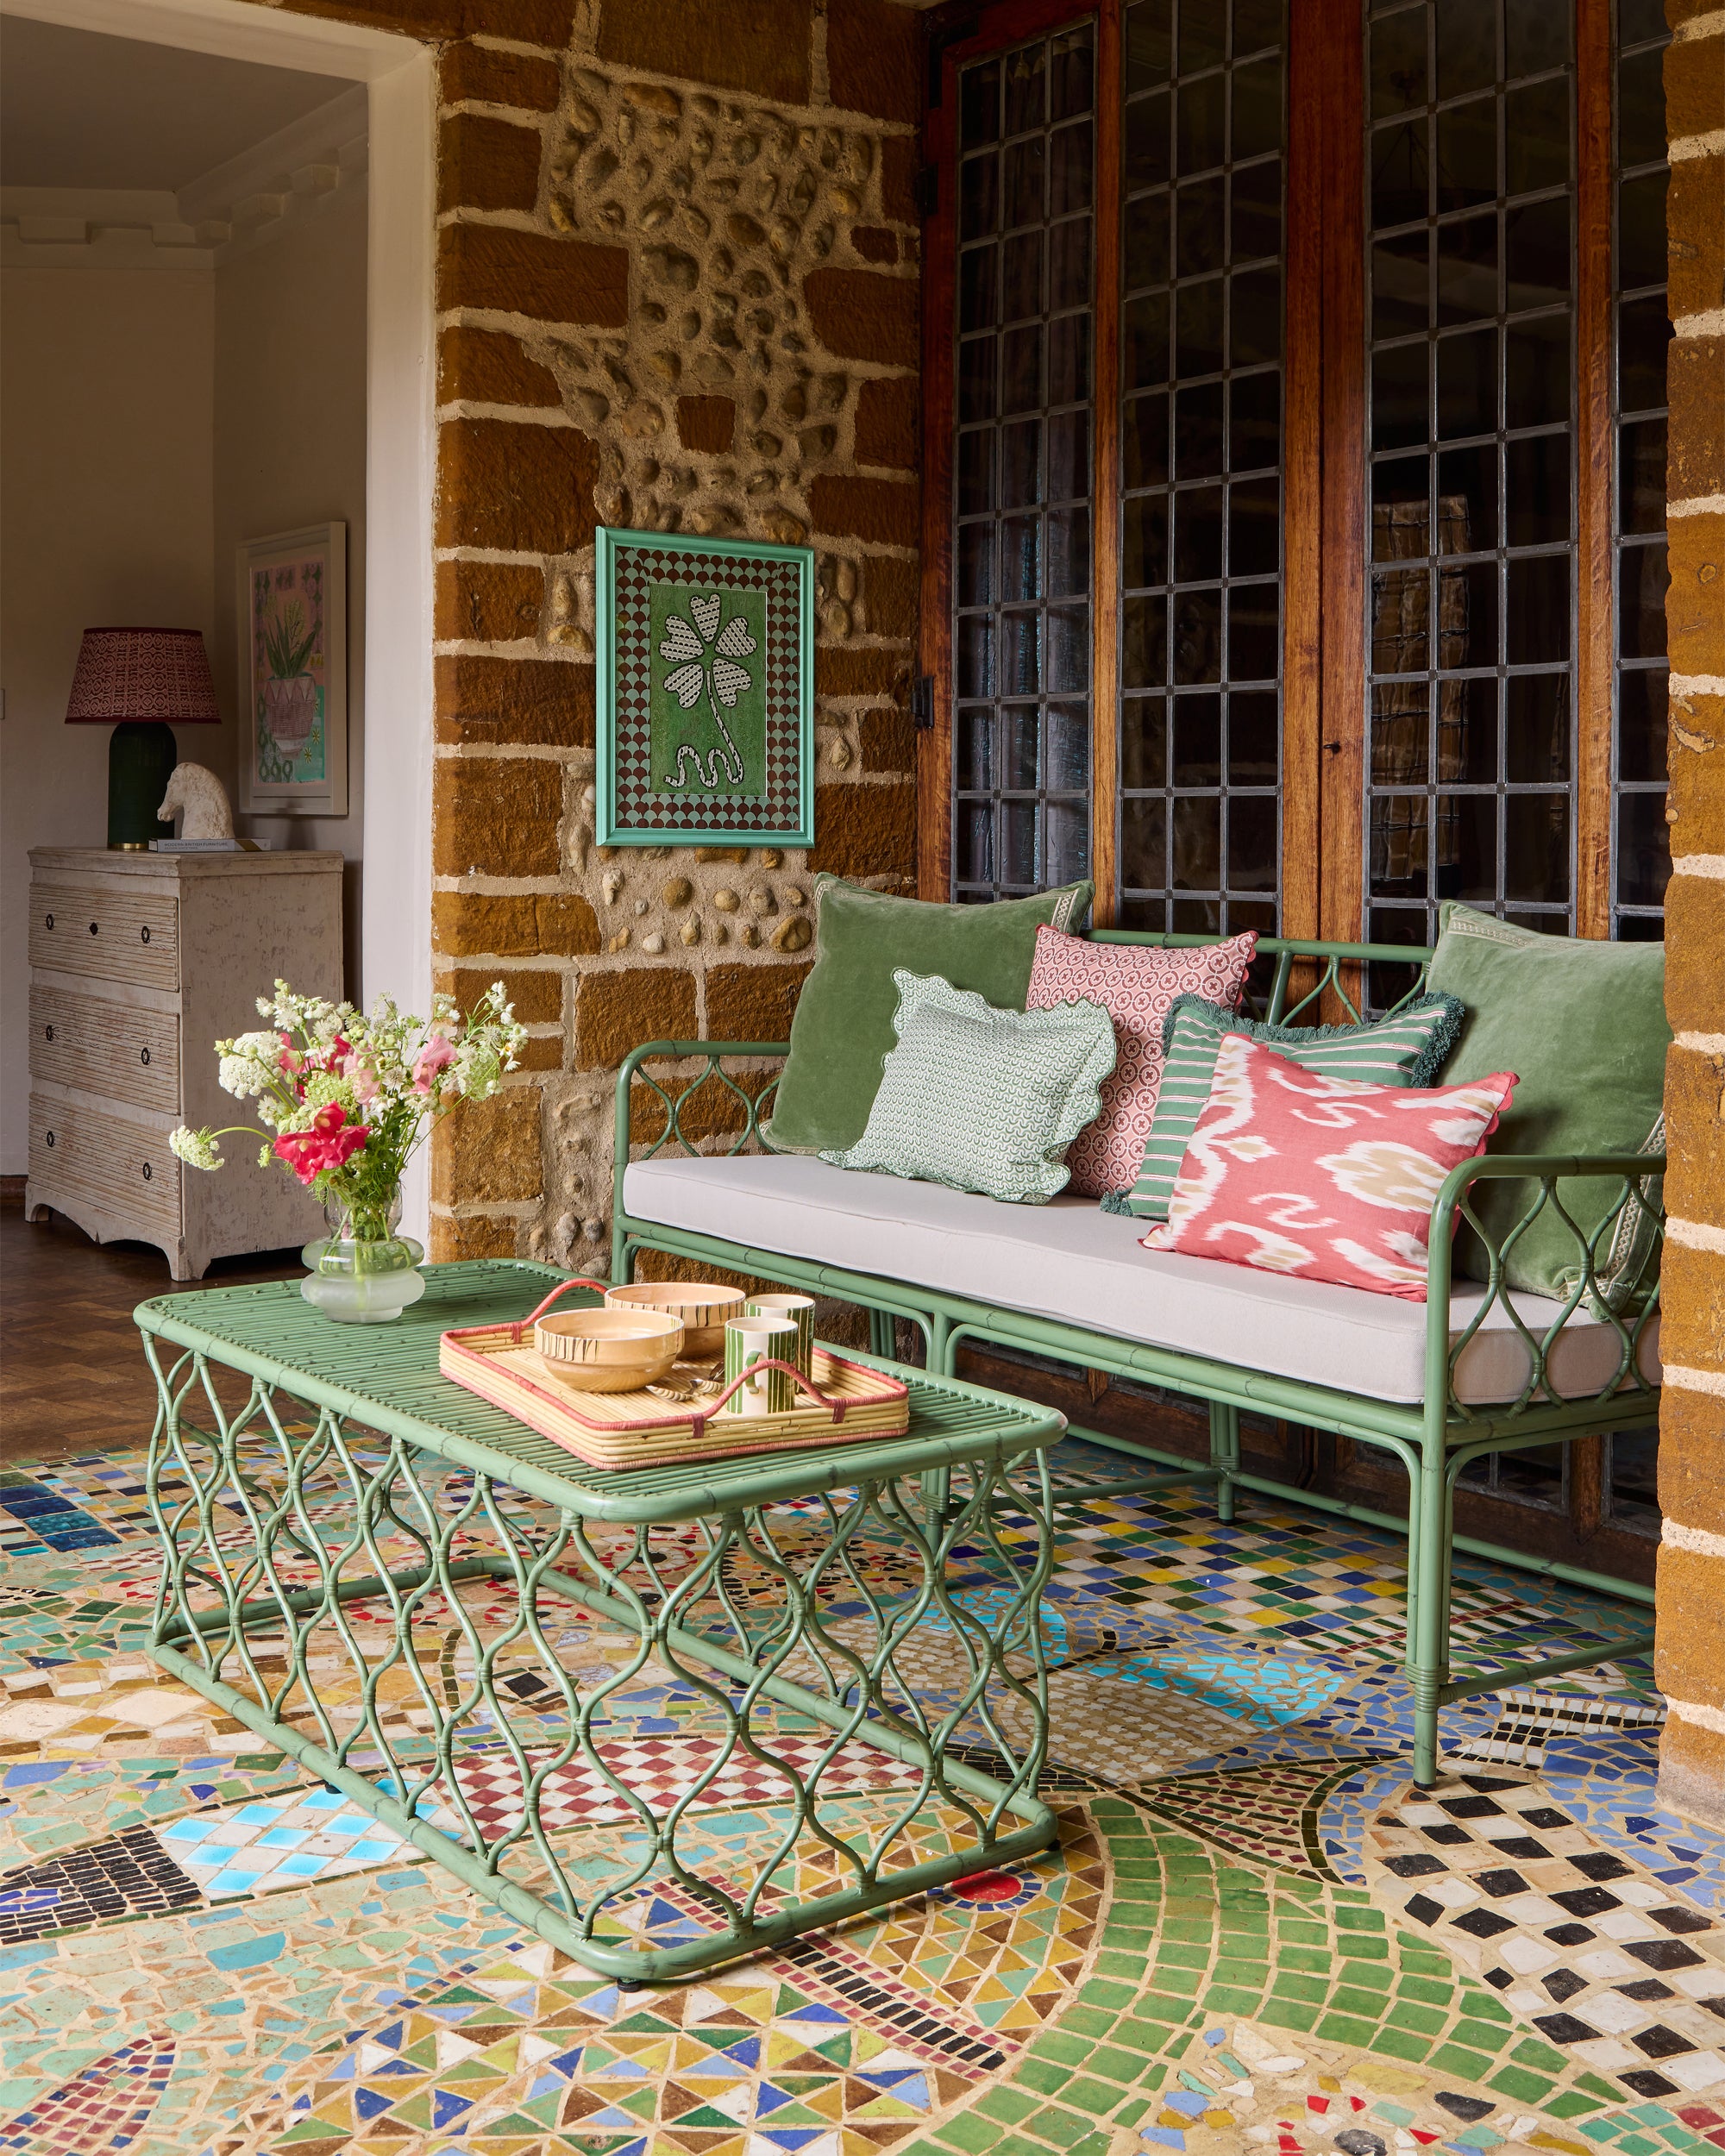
[{"left": 25, "top": 848, "right": 344, "bottom": 1280}]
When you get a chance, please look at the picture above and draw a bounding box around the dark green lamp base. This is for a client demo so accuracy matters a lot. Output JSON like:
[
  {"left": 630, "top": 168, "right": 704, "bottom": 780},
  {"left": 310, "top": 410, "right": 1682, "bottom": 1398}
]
[{"left": 108, "top": 721, "right": 179, "bottom": 849}]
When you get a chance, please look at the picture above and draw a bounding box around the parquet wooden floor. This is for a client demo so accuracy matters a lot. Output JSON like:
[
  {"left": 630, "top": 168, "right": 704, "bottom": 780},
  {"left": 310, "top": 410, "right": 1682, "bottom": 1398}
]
[{"left": 0, "top": 1190, "right": 299, "bottom": 1468}]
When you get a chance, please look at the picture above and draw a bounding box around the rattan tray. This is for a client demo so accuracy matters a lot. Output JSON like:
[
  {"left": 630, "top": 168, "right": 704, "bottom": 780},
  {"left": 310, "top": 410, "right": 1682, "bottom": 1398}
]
[{"left": 440, "top": 1300, "right": 911, "bottom": 1472}]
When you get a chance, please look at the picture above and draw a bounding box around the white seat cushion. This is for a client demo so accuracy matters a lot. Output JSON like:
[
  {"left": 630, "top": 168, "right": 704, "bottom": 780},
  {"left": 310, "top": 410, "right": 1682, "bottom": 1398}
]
[{"left": 623, "top": 1154, "right": 1660, "bottom": 1409}]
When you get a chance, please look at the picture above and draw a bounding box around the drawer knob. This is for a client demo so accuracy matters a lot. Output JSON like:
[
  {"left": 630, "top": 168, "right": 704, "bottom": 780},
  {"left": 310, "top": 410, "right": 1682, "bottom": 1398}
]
[
  {"left": 43, "top": 1025, "right": 54, "bottom": 1043},
  {"left": 141, "top": 1163, "right": 153, "bottom": 1181},
  {"left": 44, "top": 912, "right": 54, "bottom": 930},
  {"left": 140, "top": 1047, "right": 151, "bottom": 1066},
  {"left": 141, "top": 926, "right": 151, "bottom": 944},
  {"left": 88, "top": 921, "right": 98, "bottom": 937},
  {"left": 44, "top": 1131, "right": 54, "bottom": 1149}
]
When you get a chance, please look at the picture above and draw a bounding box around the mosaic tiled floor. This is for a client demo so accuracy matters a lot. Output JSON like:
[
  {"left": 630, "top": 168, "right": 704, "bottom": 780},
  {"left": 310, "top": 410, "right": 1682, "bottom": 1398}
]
[{"left": 0, "top": 1432, "right": 1716, "bottom": 2156}]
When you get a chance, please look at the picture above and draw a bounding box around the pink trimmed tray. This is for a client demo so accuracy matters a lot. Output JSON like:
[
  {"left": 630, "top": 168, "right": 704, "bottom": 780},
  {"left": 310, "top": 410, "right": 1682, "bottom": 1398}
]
[{"left": 439, "top": 1280, "right": 911, "bottom": 1472}]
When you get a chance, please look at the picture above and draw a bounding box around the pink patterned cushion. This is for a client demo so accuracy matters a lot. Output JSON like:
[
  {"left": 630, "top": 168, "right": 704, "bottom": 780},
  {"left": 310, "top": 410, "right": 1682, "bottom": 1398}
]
[
  {"left": 1142, "top": 1033, "right": 1517, "bottom": 1300},
  {"left": 1023, "top": 927, "right": 1256, "bottom": 1196}
]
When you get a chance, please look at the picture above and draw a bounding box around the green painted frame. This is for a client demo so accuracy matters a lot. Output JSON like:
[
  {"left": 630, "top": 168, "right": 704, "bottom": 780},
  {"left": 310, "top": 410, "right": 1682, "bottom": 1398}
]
[
  {"left": 595, "top": 525, "right": 816, "bottom": 848},
  {"left": 610, "top": 933, "right": 1664, "bottom": 1789},
  {"left": 134, "top": 1262, "right": 1064, "bottom": 1984}
]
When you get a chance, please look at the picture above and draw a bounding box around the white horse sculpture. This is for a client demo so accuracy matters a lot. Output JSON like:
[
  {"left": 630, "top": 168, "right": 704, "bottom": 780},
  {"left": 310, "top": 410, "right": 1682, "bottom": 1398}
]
[{"left": 157, "top": 762, "right": 235, "bottom": 841}]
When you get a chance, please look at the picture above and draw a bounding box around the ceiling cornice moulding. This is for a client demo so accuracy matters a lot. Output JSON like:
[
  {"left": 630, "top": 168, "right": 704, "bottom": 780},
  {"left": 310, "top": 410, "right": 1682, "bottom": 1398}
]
[{"left": 0, "top": 80, "right": 367, "bottom": 268}]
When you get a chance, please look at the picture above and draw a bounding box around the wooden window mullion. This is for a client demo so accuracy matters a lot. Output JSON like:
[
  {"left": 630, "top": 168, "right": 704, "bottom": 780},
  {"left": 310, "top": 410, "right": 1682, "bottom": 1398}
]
[
  {"left": 1315, "top": 0, "right": 1367, "bottom": 951},
  {"left": 1281, "top": 3, "right": 1334, "bottom": 943},
  {"left": 918, "top": 22, "right": 959, "bottom": 903},
  {"left": 1090, "top": 0, "right": 1122, "bottom": 925},
  {"left": 1575, "top": 0, "right": 1615, "bottom": 939}
]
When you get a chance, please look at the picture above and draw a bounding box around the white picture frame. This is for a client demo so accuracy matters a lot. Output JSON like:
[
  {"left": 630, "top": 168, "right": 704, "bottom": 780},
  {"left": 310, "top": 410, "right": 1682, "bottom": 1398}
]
[{"left": 236, "top": 522, "right": 348, "bottom": 816}]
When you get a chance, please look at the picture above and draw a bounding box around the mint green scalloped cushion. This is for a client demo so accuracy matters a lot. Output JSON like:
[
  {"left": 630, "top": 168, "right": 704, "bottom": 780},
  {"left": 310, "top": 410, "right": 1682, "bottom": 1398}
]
[
  {"left": 819, "top": 970, "right": 1117, "bottom": 1204},
  {"left": 763, "top": 876, "right": 1093, "bottom": 1155}
]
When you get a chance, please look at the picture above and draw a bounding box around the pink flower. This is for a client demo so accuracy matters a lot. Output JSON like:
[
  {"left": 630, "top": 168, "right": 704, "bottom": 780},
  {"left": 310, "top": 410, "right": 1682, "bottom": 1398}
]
[
  {"left": 273, "top": 1101, "right": 369, "bottom": 1186},
  {"left": 277, "top": 1031, "right": 305, "bottom": 1077},
  {"left": 346, "top": 1063, "right": 380, "bottom": 1105},
  {"left": 411, "top": 1034, "right": 456, "bottom": 1095}
]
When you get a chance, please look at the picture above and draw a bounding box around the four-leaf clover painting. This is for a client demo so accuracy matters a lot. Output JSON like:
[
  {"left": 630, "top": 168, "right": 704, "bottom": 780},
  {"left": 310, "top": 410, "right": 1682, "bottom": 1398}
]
[
  {"left": 659, "top": 592, "right": 757, "bottom": 789},
  {"left": 595, "top": 529, "right": 813, "bottom": 847}
]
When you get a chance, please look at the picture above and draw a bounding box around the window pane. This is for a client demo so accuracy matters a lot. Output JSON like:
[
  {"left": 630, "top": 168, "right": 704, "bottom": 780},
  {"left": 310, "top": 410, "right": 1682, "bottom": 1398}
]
[
  {"left": 1115, "top": 0, "right": 1284, "bottom": 932},
  {"left": 952, "top": 22, "right": 1095, "bottom": 899}
]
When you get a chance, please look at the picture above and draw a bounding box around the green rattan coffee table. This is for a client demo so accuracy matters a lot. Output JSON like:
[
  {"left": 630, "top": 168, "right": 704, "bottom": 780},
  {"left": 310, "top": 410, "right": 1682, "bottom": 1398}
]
[{"left": 134, "top": 1259, "right": 1064, "bottom": 1984}]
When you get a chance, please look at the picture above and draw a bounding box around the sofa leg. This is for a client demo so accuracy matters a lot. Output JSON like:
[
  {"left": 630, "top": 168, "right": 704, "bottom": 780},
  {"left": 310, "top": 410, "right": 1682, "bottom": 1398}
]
[
  {"left": 1208, "top": 1401, "right": 1239, "bottom": 1525},
  {"left": 1408, "top": 1444, "right": 1452, "bottom": 1789},
  {"left": 869, "top": 1307, "right": 895, "bottom": 1359}
]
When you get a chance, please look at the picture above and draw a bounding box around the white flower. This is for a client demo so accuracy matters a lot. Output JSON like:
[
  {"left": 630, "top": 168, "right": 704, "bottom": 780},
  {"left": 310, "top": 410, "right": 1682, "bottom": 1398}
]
[
  {"left": 216, "top": 1031, "right": 281, "bottom": 1100},
  {"left": 170, "top": 1126, "right": 223, "bottom": 1170}
]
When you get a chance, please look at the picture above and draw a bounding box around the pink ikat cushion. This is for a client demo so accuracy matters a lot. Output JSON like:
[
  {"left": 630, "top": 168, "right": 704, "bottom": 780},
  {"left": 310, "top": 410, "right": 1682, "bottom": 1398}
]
[
  {"left": 1141, "top": 1032, "right": 1518, "bottom": 1300},
  {"left": 1023, "top": 926, "right": 1257, "bottom": 1197}
]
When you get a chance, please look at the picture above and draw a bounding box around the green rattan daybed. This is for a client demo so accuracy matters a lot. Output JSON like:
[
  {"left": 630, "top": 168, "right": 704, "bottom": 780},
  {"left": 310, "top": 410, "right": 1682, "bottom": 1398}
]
[{"left": 609, "top": 931, "right": 1663, "bottom": 1788}]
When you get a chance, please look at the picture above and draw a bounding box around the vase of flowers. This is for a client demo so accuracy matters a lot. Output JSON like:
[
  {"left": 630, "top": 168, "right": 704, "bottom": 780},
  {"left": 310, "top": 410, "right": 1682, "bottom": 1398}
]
[{"left": 171, "top": 980, "right": 525, "bottom": 1323}]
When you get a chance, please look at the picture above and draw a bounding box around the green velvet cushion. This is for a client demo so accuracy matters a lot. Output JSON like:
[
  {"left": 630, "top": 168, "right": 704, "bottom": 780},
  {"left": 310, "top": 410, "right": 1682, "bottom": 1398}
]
[
  {"left": 763, "top": 875, "right": 1093, "bottom": 1155},
  {"left": 1108, "top": 988, "right": 1465, "bottom": 1222},
  {"left": 819, "top": 969, "right": 1117, "bottom": 1204},
  {"left": 1427, "top": 903, "right": 1668, "bottom": 1302}
]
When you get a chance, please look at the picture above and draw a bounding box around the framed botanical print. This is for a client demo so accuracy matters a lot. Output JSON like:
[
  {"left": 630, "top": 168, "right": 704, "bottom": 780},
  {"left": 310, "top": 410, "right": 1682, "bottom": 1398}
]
[
  {"left": 236, "top": 523, "right": 348, "bottom": 817},
  {"left": 595, "top": 528, "right": 814, "bottom": 848}
]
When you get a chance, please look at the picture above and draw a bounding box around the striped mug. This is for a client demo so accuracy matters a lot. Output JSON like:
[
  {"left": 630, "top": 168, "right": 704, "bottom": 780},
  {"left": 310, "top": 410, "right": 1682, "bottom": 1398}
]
[
  {"left": 744, "top": 1294, "right": 816, "bottom": 1378},
  {"left": 724, "top": 1317, "right": 798, "bottom": 1417}
]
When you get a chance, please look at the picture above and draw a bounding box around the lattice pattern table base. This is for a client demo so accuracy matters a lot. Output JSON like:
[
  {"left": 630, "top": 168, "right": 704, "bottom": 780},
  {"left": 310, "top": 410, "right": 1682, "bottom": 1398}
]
[{"left": 135, "top": 1264, "right": 1064, "bottom": 1984}]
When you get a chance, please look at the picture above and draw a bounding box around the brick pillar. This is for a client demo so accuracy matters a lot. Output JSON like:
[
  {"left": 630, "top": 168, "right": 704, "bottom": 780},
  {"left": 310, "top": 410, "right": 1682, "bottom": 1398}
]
[
  {"left": 1653, "top": 0, "right": 1725, "bottom": 1826},
  {"left": 248, "top": 0, "right": 922, "bottom": 1269},
  {"left": 422, "top": 0, "right": 920, "bottom": 1270}
]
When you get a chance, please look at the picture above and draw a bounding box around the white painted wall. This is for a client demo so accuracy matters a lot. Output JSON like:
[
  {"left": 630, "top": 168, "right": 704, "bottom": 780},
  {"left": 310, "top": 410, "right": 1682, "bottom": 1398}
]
[
  {"left": 213, "top": 181, "right": 368, "bottom": 986},
  {"left": 3, "top": 0, "right": 433, "bottom": 1238},
  {"left": 0, "top": 262, "right": 216, "bottom": 1173}
]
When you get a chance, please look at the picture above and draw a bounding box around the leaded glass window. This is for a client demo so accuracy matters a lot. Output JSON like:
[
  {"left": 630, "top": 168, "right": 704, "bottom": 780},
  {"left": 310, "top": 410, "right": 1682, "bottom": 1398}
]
[
  {"left": 951, "top": 24, "right": 1097, "bottom": 902},
  {"left": 1364, "top": 0, "right": 1577, "bottom": 954},
  {"left": 1116, "top": 0, "right": 1285, "bottom": 937}
]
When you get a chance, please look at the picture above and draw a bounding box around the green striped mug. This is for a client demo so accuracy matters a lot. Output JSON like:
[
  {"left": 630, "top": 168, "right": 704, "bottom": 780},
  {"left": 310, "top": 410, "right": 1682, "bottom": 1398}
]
[
  {"left": 744, "top": 1294, "right": 816, "bottom": 1379},
  {"left": 724, "top": 1317, "right": 799, "bottom": 1416}
]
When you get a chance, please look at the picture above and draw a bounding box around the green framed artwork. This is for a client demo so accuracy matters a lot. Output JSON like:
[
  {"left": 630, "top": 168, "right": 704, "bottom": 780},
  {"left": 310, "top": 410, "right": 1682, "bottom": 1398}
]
[{"left": 595, "top": 527, "right": 816, "bottom": 848}]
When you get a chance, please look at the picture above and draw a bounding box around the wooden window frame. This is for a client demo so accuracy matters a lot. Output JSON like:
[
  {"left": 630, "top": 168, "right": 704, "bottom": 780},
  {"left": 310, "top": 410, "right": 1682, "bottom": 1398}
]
[{"left": 919, "top": 0, "right": 1639, "bottom": 950}]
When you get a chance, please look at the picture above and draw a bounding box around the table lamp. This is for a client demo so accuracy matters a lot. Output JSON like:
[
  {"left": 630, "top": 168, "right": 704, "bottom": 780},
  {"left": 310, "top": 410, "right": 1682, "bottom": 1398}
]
[{"left": 65, "top": 627, "right": 220, "bottom": 849}]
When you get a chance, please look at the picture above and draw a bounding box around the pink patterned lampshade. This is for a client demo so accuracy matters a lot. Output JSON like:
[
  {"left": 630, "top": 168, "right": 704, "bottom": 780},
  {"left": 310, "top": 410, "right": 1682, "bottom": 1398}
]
[{"left": 65, "top": 627, "right": 218, "bottom": 724}]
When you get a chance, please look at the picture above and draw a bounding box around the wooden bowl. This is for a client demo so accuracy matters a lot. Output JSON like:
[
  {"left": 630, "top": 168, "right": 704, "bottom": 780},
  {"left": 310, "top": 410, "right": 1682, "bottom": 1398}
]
[
  {"left": 533, "top": 1307, "right": 684, "bottom": 1393},
  {"left": 604, "top": 1282, "right": 746, "bottom": 1357}
]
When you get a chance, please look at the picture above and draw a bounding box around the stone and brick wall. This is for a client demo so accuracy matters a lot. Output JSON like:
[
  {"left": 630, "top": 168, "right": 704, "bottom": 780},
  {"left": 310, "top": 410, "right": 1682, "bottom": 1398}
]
[
  {"left": 431, "top": 0, "right": 921, "bottom": 1267},
  {"left": 1654, "top": 0, "right": 1725, "bottom": 1827},
  {"left": 263, "top": 0, "right": 923, "bottom": 1268}
]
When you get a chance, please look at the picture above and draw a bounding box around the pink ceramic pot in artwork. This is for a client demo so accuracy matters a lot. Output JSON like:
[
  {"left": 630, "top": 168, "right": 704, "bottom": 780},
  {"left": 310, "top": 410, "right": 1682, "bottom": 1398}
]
[{"left": 264, "top": 673, "right": 319, "bottom": 748}]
